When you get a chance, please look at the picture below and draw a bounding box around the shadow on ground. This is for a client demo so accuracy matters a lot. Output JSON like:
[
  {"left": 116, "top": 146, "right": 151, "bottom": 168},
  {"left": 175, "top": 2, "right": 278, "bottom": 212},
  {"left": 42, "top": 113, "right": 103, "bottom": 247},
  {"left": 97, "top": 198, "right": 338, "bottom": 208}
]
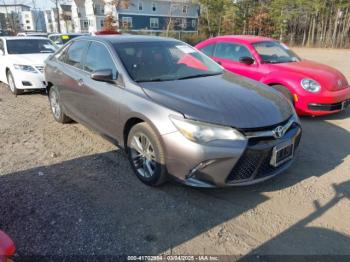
[{"left": 1, "top": 110, "right": 350, "bottom": 256}]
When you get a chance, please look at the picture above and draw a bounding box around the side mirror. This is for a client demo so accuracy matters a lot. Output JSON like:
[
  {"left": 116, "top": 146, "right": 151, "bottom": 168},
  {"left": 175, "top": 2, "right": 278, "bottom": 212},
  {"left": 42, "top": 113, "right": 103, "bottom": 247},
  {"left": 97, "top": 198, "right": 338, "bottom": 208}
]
[
  {"left": 0, "top": 50, "right": 4, "bottom": 56},
  {"left": 239, "top": 57, "right": 255, "bottom": 65},
  {"left": 91, "top": 69, "right": 116, "bottom": 82}
]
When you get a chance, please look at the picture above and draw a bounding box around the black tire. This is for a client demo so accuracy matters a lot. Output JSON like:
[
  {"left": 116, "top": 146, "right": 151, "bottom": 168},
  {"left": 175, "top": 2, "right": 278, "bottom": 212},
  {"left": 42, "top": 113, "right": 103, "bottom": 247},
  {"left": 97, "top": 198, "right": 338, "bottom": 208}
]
[
  {"left": 48, "top": 86, "right": 71, "bottom": 123},
  {"left": 127, "top": 122, "right": 168, "bottom": 186},
  {"left": 7, "top": 71, "right": 23, "bottom": 95},
  {"left": 272, "top": 84, "right": 294, "bottom": 105}
]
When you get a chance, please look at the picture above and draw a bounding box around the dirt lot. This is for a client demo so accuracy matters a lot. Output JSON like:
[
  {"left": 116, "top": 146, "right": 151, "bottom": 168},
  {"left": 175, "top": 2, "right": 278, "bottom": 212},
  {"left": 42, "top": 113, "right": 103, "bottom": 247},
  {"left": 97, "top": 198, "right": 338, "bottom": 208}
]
[{"left": 1, "top": 48, "right": 350, "bottom": 258}]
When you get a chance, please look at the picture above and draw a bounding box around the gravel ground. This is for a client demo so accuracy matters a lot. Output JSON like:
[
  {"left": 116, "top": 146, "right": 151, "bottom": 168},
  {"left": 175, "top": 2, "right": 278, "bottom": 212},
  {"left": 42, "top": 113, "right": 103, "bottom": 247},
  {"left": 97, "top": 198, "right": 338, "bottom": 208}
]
[{"left": 0, "top": 48, "right": 350, "bottom": 258}]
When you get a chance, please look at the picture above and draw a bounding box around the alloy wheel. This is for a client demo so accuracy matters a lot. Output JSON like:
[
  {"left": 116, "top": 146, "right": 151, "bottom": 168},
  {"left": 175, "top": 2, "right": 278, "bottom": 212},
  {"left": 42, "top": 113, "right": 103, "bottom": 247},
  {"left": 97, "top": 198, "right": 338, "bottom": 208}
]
[
  {"left": 50, "top": 90, "right": 61, "bottom": 120},
  {"left": 130, "top": 133, "right": 157, "bottom": 178}
]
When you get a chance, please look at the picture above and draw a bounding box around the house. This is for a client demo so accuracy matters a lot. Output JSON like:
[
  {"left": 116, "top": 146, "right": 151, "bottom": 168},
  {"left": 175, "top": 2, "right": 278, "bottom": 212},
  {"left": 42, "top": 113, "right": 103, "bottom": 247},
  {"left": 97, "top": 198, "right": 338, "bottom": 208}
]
[
  {"left": 20, "top": 10, "right": 46, "bottom": 32},
  {"left": 114, "top": 0, "right": 200, "bottom": 33},
  {"left": 85, "top": 0, "right": 105, "bottom": 33},
  {"left": 0, "top": 4, "right": 31, "bottom": 32},
  {"left": 44, "top": 10, "right": 55, "bottom": 33},
  {"left": 59, "top": 4, "right": 73, "bottom": 33},
  {"left": 71, "top": 0, "right": 89, "bottom": 33}
]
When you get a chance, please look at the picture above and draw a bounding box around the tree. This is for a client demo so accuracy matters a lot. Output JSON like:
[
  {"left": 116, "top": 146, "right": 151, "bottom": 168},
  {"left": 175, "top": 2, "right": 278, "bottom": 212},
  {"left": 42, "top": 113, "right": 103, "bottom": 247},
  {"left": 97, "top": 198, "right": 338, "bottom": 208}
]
[
  {"left": 50, "top": 0, "right": 62, "bottom": 33},
  {"left": 104, "top": 0, "right": 129, "bottom": 32}
]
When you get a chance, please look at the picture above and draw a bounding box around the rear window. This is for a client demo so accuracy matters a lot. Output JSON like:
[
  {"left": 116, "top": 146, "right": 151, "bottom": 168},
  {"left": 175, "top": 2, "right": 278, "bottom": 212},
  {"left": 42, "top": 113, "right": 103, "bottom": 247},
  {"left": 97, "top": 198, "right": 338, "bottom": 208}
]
[{"left": 6, "top": 39, "right": 57, "bottom": 54}]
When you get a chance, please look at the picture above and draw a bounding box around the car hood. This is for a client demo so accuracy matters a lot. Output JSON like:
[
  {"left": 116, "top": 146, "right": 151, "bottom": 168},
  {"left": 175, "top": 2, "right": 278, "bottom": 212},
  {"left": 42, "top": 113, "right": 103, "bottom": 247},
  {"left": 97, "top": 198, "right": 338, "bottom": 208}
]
[
  {"left": 269, "top": 60, "right": 349, "bottom": 91},
  {"left": 139, "top": 72, "right": 293, "bottom": 129},
  {"left": 8, "top": 53, "right": 51, "bottom": 66}
]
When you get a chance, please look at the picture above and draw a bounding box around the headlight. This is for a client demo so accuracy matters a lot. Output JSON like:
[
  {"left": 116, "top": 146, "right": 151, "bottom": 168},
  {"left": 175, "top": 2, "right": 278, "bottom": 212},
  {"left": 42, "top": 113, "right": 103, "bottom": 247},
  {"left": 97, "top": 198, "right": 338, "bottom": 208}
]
[
  {"left": 13, "top": 64, "right": 37, "bottom": 73},
  {"left": 169, "top": 115, "right": 245, "bottom": 144},
  {"left": 301, "top": 79, "right": 321, "bottom": 93}
]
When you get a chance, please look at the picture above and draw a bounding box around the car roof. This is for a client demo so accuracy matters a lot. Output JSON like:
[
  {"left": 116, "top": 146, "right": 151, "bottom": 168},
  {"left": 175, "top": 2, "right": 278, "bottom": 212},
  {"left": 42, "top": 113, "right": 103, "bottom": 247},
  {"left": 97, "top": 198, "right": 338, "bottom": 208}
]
[
  {"left": 212, "top": 35, "right": 276, "bottom": 44},
  {"left": 49, "top": 33, "right": 84, "bottom": 36},
  {"left": 1, "top": 36, "right": 49, "bottom": 40},
  {"left": 75, "top": 35, "right": 181, "bottom": 44}
]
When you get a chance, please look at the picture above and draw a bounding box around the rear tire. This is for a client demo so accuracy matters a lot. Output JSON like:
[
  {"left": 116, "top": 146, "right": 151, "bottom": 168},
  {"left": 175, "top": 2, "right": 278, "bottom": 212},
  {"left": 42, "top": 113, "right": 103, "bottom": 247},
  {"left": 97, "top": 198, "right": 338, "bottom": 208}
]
[
  {"left": 272, "top": 85, "right": 294, "bottom": 105},
  {"left": 7, "top": 71, "right": 23, "bottom": 95},
  {"left": 49, "top": 86, "right": 71, "bottom": 123},
  {"left": 127, "top": 122, "right": 168, "bottom": 186}
]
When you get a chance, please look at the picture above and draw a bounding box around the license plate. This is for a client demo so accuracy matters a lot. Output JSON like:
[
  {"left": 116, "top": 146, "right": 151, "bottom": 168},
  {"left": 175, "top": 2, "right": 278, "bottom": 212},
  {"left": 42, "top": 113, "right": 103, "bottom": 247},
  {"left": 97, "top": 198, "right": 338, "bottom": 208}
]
[
  {"left": 270, "top": 141, "right": 294, "bottom": 167},
  {"left": 341, "top": 100, "right": 348, "bottom": 110}
]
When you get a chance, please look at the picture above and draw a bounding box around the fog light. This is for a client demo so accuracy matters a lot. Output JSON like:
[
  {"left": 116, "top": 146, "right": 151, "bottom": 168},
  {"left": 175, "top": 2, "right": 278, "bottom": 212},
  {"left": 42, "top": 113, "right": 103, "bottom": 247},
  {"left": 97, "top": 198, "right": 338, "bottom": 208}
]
[
  {"left": 22, "top": 81, "right": 32, "bottom": 86},
  {"left": 187, "top": 160, "right": 216, "bottom": 178}
]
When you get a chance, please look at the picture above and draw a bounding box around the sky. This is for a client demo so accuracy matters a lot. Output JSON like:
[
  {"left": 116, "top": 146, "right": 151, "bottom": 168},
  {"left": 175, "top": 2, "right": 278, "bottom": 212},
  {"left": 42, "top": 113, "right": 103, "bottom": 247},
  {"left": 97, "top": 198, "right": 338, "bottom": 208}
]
[{"left": 2, "top": 0, "right": 72, "bottom": 10}]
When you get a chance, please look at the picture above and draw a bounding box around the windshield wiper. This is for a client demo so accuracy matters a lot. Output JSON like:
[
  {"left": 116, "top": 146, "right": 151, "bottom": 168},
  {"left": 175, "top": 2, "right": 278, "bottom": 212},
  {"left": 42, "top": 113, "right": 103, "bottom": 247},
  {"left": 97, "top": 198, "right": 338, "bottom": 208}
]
[
  {"left": 176, "top": 72, "right": 223, "bottom": 80},
  {"left": 136, "top": 78, "right": 173, "bottom": 83}
]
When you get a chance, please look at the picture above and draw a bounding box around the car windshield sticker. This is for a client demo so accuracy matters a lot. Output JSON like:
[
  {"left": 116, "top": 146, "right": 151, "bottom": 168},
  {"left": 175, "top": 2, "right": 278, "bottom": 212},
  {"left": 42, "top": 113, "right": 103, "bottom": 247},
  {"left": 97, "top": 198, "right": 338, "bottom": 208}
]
[
  {"left": 62, "top": 35, "right": 70, "bottom": 40},
  {"left": 176, "top": 45, "right": 196, "bottom": 54}
]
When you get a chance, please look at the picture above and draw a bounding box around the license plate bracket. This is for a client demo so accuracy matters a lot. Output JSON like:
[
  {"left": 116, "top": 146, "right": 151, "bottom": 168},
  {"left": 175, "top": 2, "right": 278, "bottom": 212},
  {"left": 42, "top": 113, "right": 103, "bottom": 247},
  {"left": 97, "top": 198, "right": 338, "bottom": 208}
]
[{"left": 270, "top": 140, "right": 294, "bottom": 167}]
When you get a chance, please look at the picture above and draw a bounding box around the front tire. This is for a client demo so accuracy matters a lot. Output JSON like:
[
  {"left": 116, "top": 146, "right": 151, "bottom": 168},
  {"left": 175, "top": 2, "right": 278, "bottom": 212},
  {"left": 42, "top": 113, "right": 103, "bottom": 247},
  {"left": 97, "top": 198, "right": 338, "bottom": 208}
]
[
  {"left": 127, "top": 122, "right": 168, "bottom": 186},
  {"left": 7, "top": 71, "right": 23, "bottom": 95},
  {"left": 49, "top": 86, "right": 71, "bottom": 123}
]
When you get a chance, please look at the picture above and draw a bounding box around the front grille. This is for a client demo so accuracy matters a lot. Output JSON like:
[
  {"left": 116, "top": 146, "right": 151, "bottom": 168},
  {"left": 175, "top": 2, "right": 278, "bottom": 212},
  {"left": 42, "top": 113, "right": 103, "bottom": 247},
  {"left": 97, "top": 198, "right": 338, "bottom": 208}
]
[
  {"left": 35, "top": 66, "right": 44, "bottom": 73},
  {"left": 227, "top": 126, "right": 302, "bottom": 183}
]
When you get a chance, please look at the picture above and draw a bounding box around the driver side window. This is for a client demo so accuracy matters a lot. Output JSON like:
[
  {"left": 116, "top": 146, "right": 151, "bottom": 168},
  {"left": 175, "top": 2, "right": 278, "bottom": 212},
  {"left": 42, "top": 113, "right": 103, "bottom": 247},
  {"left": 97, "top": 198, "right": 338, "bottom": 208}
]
[
  {"left": 83, "top": 42, "right": 118, "bottom": 80},
  {"left": 214, "top": 42, "right": 252, "bottom": 62}
]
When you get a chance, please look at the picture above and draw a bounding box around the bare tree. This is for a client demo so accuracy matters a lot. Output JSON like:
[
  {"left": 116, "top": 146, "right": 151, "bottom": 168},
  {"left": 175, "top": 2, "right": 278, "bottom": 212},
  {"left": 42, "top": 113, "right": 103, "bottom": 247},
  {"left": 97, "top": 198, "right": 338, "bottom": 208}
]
[
  {"left": 50, "top": 0, "right": 61, "bottom": 33},
  {"left": 103, "top": 0, "right": 129, "bottom": 32}
]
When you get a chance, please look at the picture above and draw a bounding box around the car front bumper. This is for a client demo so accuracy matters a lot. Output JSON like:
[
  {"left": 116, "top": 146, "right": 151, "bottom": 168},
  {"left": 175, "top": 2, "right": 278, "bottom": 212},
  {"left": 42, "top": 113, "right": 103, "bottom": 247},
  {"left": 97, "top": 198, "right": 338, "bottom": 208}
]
[
  {"left": 162, "top": 121, "right": 302, "bottom": 188},
  {"left": 295, "top": 87, "right": 350, "bottom": 116},
  {"left": 13, "top": 71, "right": 46, "bottom": 90}
]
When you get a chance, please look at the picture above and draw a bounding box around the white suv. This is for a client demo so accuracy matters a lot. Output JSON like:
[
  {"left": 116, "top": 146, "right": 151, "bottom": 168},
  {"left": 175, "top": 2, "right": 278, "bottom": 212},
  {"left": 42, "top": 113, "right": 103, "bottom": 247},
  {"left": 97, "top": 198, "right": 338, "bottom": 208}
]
[{"left": 0, "top": 37, "right": 57, "bottom": 95}]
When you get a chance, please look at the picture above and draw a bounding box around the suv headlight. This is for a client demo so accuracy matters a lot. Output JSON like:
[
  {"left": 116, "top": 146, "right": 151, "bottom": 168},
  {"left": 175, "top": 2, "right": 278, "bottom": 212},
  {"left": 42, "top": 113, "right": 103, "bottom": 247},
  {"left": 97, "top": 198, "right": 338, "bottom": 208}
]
[
  {"left": 14, "top": 64, "right": 37, "bottom": 73},
  {"left": 301, "top": 79, "right": 321, "bottom": 93},
  {"left": 170, "top": 115, "right": 245, "bottom": 144}
]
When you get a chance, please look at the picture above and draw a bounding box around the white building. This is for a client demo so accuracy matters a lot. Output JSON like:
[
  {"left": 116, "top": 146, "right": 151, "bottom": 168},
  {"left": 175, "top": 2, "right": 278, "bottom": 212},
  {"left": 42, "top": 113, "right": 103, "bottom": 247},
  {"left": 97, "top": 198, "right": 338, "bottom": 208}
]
[
  {"left": 85, "top": 0, "right": 105, "bottom": 33},
  {"left": 0, "top": 4, "right": 31, "bottom": 32},
  {"left": 71, "top": 0, "right": 89, "bottom": 33},
  {"left": 44, "top": 10, "right": 55, "bottom": 33}
]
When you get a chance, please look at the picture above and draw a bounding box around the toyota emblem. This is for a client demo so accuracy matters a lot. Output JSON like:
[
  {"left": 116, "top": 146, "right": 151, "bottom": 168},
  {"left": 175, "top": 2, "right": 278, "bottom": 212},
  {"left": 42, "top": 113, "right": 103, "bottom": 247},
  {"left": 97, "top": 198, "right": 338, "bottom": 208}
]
[{"left": 273, "top": 126, "right": 285, "bottom": 139}]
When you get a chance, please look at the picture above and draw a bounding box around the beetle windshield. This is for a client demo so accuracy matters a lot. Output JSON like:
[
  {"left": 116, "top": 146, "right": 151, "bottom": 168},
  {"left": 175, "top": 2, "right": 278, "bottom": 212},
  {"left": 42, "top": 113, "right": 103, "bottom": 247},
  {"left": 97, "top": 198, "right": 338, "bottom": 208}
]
[
  {"left": 253, "top": 41, "right": 300, "bottom": 64},
  {"left": 113, "top": 41, "right": 223, "bottom": 82},
  {"left": 7, "top": 39, "right": 57, "bottom": 54}
]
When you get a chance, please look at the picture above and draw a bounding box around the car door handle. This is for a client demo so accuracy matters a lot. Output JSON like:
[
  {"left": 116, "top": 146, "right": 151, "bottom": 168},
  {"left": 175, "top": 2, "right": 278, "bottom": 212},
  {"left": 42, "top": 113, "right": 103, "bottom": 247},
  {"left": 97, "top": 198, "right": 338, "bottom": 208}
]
[{"left": 77, "top": 79, "right": 84, "bottom": 86}]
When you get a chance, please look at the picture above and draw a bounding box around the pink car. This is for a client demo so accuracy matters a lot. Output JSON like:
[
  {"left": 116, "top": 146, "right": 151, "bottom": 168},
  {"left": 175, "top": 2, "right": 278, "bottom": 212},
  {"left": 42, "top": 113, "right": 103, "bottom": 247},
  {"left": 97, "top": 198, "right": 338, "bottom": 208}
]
[
  {"left": 196, "top": 35, "right": 350, "bottom": 116},
  {"left": 0, "top": 230, "right": 15, "bottom": 262}
]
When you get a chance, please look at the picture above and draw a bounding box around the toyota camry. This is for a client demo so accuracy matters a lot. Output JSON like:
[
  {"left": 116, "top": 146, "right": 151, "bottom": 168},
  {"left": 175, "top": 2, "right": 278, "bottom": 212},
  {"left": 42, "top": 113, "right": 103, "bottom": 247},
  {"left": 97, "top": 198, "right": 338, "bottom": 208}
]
[{"left": 44, "top": 35, "right": 302, "bottom": 187}]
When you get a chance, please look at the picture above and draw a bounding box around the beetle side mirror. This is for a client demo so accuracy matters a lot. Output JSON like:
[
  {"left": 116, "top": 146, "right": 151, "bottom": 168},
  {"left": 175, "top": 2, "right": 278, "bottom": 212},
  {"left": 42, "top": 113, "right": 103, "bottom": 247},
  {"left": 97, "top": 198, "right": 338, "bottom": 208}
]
[
  {"left": 239, "top": 57, "right": 255, "bottom": 65},
  {"left": 91, "top": 69, "right": 116, "bottom": 83}
]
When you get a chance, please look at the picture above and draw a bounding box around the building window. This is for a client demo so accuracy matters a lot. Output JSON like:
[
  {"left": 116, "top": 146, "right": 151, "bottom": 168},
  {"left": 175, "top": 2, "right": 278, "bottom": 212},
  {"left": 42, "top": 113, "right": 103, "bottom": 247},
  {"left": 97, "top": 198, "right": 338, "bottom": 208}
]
[
  {"left": 182, "top": 5, "right": 188, "bottom": 14},
  {"left": 100, "top": 19, "right": 104, "bottom": 27},
  {"left": 181, "top": 18, "right": 187, "bottom": 29},
  {"left": 192, "top": 19, "right": 196, "bottom": 28},
  {"left": 25, "top": 20, "right": 30, "bottom": 23},
  {"left": 150, "top": 17, "right": 159, "bottom": 28},
  {"left": 122, "top": 17, "right": 132, "bottom": 28},
  {"left": 138, "top": 1, "right": 143, "bottom": 11},
  {"left": 151, "top": 2, "right": 156, "bottom": 12},
  {"left": 26, "top": 26, "right": 31, "bottom": 29}
]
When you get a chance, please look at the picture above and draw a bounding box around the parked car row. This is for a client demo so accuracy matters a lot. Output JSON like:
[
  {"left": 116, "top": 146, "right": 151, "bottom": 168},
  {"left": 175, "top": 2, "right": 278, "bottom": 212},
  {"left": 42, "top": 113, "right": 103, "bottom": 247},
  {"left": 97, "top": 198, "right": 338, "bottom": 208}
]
[{"left": 0, "top": 34, "right": 349, "bottom": 188}]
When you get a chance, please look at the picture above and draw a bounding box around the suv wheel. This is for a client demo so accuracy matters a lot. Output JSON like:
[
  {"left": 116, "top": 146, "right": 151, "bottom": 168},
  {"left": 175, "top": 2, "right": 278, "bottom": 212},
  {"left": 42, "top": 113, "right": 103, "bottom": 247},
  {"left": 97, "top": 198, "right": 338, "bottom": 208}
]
[
  {"left": 127, "top": 122, "right": 168, "bottom": 186},
  {"left": 49, "top": 87, "right": 71, "bottom": 123},
  {"left": 7, "top": 71, "right": 23, "bottom": 95}
]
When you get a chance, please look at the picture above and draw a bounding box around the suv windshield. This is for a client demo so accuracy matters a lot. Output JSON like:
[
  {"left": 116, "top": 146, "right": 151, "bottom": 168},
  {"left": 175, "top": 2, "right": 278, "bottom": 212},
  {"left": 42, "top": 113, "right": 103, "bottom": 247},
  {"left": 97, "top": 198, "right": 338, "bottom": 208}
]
[
  {"left": 253, "top": 41, "right": 300, "bottom": 64},
  {"left": 113, "top": 41, "right": 223, "bottom": 82},
  {"left": 7, "top": 39, "right": 57, "bottom": 54}
]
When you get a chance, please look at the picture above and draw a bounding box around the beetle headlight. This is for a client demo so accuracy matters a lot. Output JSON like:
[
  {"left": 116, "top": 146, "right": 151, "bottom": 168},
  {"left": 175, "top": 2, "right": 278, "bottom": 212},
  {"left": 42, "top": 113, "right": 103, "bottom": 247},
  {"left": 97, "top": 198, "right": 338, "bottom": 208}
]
[
  {"left": 14, "top": 64, "right": 37, "bottom": 73},
  {"left": 301, "top": 79, "right": 321, "bottom": 93},
  {"left": 169, "top": 115, "right": 245, "bottom": 144}
]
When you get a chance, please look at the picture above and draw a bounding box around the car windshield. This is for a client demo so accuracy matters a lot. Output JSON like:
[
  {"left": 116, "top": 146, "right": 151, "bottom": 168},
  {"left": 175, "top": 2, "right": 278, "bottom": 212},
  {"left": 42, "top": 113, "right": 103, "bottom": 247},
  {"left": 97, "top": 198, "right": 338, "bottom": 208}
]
[
  {"left": 113, "top": 41, "right": 223, "bottom": 82},
  {"left": 7, "top": 39, "right": 57, "bottom": 54},
  {"left": 253, "top": 41, "right": 300, "bottom": 64}
]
